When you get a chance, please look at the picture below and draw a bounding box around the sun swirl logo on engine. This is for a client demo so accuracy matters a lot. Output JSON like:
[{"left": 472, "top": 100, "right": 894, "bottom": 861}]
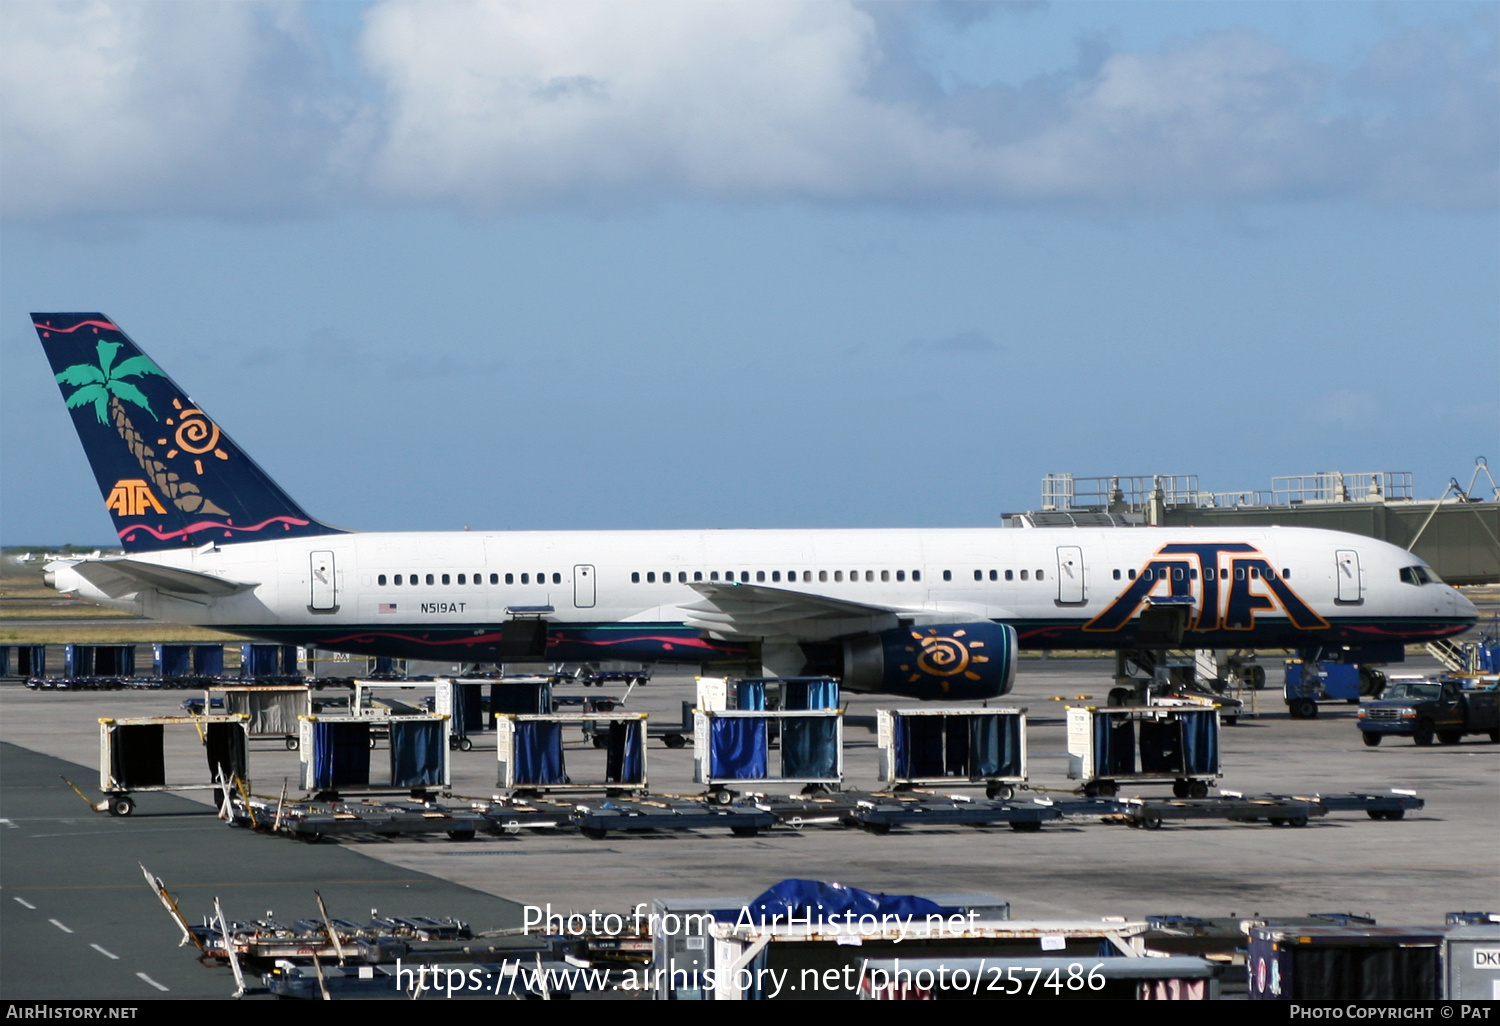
[{"left": 900, "top": 628, "right": 989, "bottom": 686}]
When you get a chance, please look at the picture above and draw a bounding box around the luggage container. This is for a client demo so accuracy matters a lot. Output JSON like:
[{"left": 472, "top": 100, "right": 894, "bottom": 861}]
[
  {"left": 96, "top": 714, "right": 250, "bottom": 816},
  {"left": 693, "top": 708, "right": 843, "bottom": 801},
  {"left": 65, "top": 643, "right": 136, "bottom": 682},
  {"left": 1247, "top": 924, "right": 1448, "bottom": 1000},
  {"left": 1066, "top": 705, "right": 1220, "bottom": 798},
  {"left": 433, "top": 679, "right": 489, "bottom": 750},
  {"left": 1283, "top": 659, "right": 1363, "bottom": 719},
  {"left": 153, "top": 643, "right": 225, "bottom": 681},
  {"left": 1444, "top": 923, "right": 1500, "bottom": 999},
  {"left": 14, "top": 645, "right": 46, "bottom": 680},
  {"left": 489, "top": 677, "right": 553, "bottom": 717},
  {"left": 876, "top": 707, "right": 1027, "bottom": 799},
  {"left": 495, "top": 712, "right": 647, "bottom": 793},
  {"left": 239, "top": 643, "right": 300, "bottom": 680},
  {"left": 297, "top": 714, "right": 451, "bottom": 797},
  {"left": 207, "top": 685, "right": 311, "bottom": 749}
]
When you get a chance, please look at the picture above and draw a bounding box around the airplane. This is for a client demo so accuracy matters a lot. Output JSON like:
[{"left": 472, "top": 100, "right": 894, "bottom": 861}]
[{"left": 31, "top": 312, "right": 1478, "bottom": 700}]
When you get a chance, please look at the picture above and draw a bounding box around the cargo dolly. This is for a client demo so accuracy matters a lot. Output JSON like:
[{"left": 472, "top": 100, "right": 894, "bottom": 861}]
[
  {"left": 848, "top": 790, "right": 1062, "bottom": 834},
  {"left": 569, "top": 794, "right": 777, "bottom": 839}
]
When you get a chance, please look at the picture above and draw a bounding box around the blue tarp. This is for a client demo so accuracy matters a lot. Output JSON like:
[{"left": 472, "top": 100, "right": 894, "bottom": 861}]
[
  {"left": 452, "top": 683, "right": 485, "bottom": 735},
  {"left": 780, "top": 717, "right": 838, "bottom": 779},
  {"left": 1094, "top": 713, "right": 1137, "bottom": 776},
  {"left": 724, "top": 879, "right": 957, "bottom": 924},
  {"left": 734, "top": 680, "right": 767, "bottom": 710},
  {"left": 709, "top": 717, "right": 767, "bottom": 779},
  {"left": 605, "top": 720, "right": 645, "bottom": 784},
  {"left": 782, "top": 678, "right": 840, "bottom": 710},
  {"left": 513, "top": 721, "right": 566, "bottom": 785},
  {"left": 893, "top": 712, "right": 1023, "bottom": 780},
  {"left": 193, "top": 645, "right": 224, "bottom": 676},
  {"left": 389, "top": 719, "right": 444, "bottom": 787},
  {"left": 154, "top": 644, "right": 191, "bottom": 678},
  {"left": 313, "top": 720, "right": 370, "bottom": 789},
  {"left": 1179, "top": 709, "right": 1219, "bottom": 776}
]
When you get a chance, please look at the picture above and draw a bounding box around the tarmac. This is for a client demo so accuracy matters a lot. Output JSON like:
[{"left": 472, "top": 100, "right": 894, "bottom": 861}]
[{"left": 2, "top": 655, "right": 1496, "bottom": 1000}]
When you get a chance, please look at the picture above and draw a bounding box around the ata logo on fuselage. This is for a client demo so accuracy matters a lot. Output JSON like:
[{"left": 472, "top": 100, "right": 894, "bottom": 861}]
[
  {"left": 105, "top": 479, "right": 167, "bottom": 518},
  {"left": 1084, "top": 542, "right": 1328, "bottom": 633}
]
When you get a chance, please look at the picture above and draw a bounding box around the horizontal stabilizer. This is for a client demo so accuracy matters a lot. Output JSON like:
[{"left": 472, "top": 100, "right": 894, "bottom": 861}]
[{"left": 61, "top": 558, "right": 257, "bottom": 599}]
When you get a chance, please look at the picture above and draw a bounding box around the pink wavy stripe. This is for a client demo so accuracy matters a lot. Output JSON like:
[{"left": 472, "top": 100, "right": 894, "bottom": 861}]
[
  {"left": 562, "top": 634, "right": 733, "bottom": 651},
  {"left": 33, "top": 319, "right": 119, "bottom": 333},
  {"left": 118, "top": 515, "right": 311, "bottom": 541},
  {"left": 322, "top": 631, "right": 507, "bottom": 648}
]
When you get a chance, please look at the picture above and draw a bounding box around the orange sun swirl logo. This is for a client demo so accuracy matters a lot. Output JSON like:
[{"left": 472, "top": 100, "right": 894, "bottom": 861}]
[
  {"left": 174, "top": 409, "right": 221, "bottom": 454},
  {"left": 917, "top": 634, "right": 971, "bottom": 677}
]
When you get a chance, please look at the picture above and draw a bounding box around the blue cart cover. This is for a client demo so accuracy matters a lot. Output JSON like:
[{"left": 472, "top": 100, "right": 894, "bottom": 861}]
[
  {"left": 313, "top": 720, "right": 370, "bottom": 788},
  {"left": 781, "top": 717, "right": 838, "bottom": 779},
  {"left": 604, "top": 720, "right": 644, "bottom": 784},
  {"left": 1179, "top": 709, "right": 1219, "bottom": 775},
  {"left": 782, "top": 678, "right": 840, "bottom": 710},
  {"left": 970, "top": 714, "right": 1023, "bottom": 779},
  {"left": 1139, "top": 718, "right": 1185, "bottom": 774},
  {"left": 389, "top": 719, "right": 444, "bottom": 787},
  {"left": 734, "top": 680, "right": 767, "bottom": 710},
  {"left": 709, "top": 717, "right": 767, "bottom": 779},
  {"left": 193, "top": 644, "right": 224, "bottom": 676},
  {"left": 1095, "top": 713, "right": 1137, "bottom": 776},
  {"left": 155, "top": 644, "right": 191, "bottom": 678},
  {"left": 513, "top": 721, "right": 566, "bottom": 785}
]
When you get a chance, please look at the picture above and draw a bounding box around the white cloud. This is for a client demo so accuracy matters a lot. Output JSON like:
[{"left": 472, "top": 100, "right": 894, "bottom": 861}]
[{"left": 2, "top": 1, "right": 1493, "bottom": 219}]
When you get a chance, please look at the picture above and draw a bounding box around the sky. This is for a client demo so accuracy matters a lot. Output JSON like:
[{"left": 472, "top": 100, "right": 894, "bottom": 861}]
[{"left": 2, "top": 0, "right": 1496, "bottom": 545}]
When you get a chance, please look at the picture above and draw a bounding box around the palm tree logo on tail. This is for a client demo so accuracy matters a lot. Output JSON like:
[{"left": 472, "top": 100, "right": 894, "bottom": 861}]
[{"left": 56, "top": 340, "right": 229, "bottom": 517}]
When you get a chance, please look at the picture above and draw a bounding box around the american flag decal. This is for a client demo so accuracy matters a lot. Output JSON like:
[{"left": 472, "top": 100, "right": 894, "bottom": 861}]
[{"left": 379, "top": 603, "right": 397, "bottom": 614}]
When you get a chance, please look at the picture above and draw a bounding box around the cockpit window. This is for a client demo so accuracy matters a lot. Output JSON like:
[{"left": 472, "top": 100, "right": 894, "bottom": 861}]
[{"left": 1399, "top": 565, "right": 1441, "bottom": 586}]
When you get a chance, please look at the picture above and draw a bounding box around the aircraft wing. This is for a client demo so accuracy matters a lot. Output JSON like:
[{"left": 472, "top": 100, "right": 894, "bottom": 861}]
[
  {"left": 680, "top": 581, "right": 902, "bottom": 641},
  {"left": 62, "top": 558, "right": 257, "bottom": 600}
]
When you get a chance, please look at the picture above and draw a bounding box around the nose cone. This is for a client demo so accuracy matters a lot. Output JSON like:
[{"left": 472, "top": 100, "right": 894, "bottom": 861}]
[{"left": 1452, "top": 587, "right": 1478, "bottom": 623}]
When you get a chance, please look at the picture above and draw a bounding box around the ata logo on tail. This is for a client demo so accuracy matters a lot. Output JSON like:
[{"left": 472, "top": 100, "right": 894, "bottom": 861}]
[{"left": 105, "top": 479, "right": 167, "bottom": 517}]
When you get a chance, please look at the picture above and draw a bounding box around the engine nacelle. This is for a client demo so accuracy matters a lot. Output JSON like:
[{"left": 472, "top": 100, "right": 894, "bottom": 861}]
[{"left": 841, "top": 622, "right": 1017, "bottom": 700}]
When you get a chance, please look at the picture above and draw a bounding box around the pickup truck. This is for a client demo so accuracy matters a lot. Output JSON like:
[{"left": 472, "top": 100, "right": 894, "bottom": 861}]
[{"left": 1357, "top": 678, "right": 1500, "bottom": 747}]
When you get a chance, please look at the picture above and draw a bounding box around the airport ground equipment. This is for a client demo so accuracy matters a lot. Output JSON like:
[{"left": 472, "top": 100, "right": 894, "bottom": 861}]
[
  {"left": 432, "top": 678, "right": 488, "bottom": 750},
  {"left": 237, "top": 793, "right": 485, "bottom": 842},
  {"left": 297, "top": 713, "right": 450, "bottom": 798},
  {"left": 1283, "top": 659, "right": 1365, "bottom": 718},
  {"left": 1247, "top": 924, "right": 1451, "bottom": 1000},
  {"left": 571, "top": 793, "right": 777, "bottom": 839},
  {"left": 1066, "top": 704, "right": 1220, "bottom": 798},
  {"left": 1357, "top": 676, "right": 1500, "bottom": 745},
  {"left": 206, "top": 684, "right": 309, "bottom": 749},
  {"left": 239, "top": 642, "right": 300, "bottom": 680},
  {"left": 155, "top": 642, "right": 225, "bottom": 682},
  {"left": 496, "top": 712, "right": 648, "bottom": 793},
  {"left": 693, "top": 707, "right": 843, "bottom": 801},
  {"left": 63, "top": 643, "right": 135, "bottom": 684},
  {"left": 848, "top": 791, "right": 1059, "bottom": 834},
  {"left": 876, "top": 706, "right": 1027, "bottom": 798},
  {"left": 856, "top": 955, "right": 1222, "bottom": 999},
  {"left": 652, "top": 882, "right": 1136, "bottom": 1001},
  {"left": 95, "top": 713, "right": 249, "bottom": 816},
  {"left": 489, "top": 676, "right": 553, "bottom": 717},
  {"left": 1443, "top": 923, "right": 1500, "bottom": 999},
  {"left": 6, "top": 644, "right": 46, "bottom": 680}
]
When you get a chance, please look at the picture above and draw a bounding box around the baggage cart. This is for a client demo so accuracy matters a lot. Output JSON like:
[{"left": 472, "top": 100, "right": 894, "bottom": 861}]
[
  {"left": 1066, "top": 704, "right": 1221, "bottom": 798},
  {"left": 96, "top": 714, "right": 250, "bottom": 816},
  {"left": 876, "top": 706, "right": 1027, "bottom": 798}
]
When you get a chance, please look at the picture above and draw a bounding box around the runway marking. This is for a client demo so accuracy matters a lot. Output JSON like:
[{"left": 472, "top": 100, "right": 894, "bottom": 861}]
[
  {"left": 135, "top": 973, "right": 169, "bottom": 992},
  {"left": 0, "top": 818, "right": 16, "bottom": 828},
  {"left": 13, "top": 896, "right": 36, "bottom": 909},
  {"left": 49, "top": 918, "right": 73, "bottom": 933},
  {"left": 91, "top": 944, "right": 120, "bottom": 960}
]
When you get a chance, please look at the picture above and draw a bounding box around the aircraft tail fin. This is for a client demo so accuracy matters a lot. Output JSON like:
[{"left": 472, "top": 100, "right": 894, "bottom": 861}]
[{"left": 33, "top": 313, "right": 343, "bottom": 553}]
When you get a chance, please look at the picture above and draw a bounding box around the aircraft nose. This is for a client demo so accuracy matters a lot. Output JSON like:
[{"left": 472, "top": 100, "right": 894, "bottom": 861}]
[{"left": 1452, "top": 587, "right": 1478, "bottom": 622}]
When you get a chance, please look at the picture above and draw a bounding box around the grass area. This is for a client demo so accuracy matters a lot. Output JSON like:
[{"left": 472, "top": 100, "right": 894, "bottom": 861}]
[{"left": 0, "top": 625, "right": 252, "bottom": 644}]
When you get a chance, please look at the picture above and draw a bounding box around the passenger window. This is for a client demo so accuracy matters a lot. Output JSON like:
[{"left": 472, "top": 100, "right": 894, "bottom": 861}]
[
  {"left": 1128, "top": 569, "right": 1136, "bottom": 580},
  {"left": 711, "top": 572, "right": 719, "bottom": 581},
  {"left": 694, "top": 571, "right": 703, "bottom": 582},
  {"left": 442, "top": 574, "right": 451, "bottom": 585},
  {"left": 942, "top": 570, "right": 952, "bottom": 581},
  {"left": 647, "top": 572, "right": 655, "bottom": 583},
  {"left": 379, "top": 575, "right": 388, "bottom": 586},
  {"left": 804, "top": 571, "right": 813, "bottom": 582},
  {"left": 1204, "top": 568, "right": 1214, "bottom": 581},
  {"left": 772, "top": 571, "right": 781, "bottom": 582},
  {"left": 819, "top": 571, "right": 828, "bottom": 582},
  {"left": 522, "top": 573, "right": 530, "bottom": 584},
  {"left": 912, "top": 571, "right": 920, "bottom": 581},
  {"left": 1172, "top": 569, "right": 1182, "bottom": 582},
  {"left": 426, "top": 574, "right": 435, "bottom": 585},
  {"left": 974, "top": 570, "right": 983, "bottom": 581},
  {"left": 553, "top": 573, "right": 561, "bottom": 584},
  {"left": 1036, "top": 570, "right": 1044, "bottom": 581},
  {"left": 1235, "top": 568, "right": 1245, "bottom": 581},
  {"left": 457, "top": 574, "right": 465, "bottom": 585},
  {"left": 757, "top": 571, "right": 766, "bottom": 582},
  {"left": 1112, "top": 569, "right": 1120, "bottom": 580},
  {"left": 881, "top": 570, "right": 889, "bottom": 582},
  {"left": 1282, "top": 568, "right": 1291, "bottom": 579},
  {"left": 1019, "top": 570, "right": 1028, "bottom": 581},
  {"left": 503, "top": 573, "right": 512, "bottom": 584},
  {"left": 896, "top": 570, "right": 905, "bottom": 582},
  {"left": 835, "top": 571, "right": 844, "bottom": 582},
  {"left": 1006, "top": 570, "right": 1014, "bottom": 581},
  {"left": 1250, "top": 567, "right": 1259, "bottom": 579},
  {"left": 1189, "top": 569, "right": 1197, "bottom": 580},
  {"left": 678, "top": 572, "right": 687, "bottom": 583},
  {"left": 989, "top": 569, "right": 997, "bottom": 581}
]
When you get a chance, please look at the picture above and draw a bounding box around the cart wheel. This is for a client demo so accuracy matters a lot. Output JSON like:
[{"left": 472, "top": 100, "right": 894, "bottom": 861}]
[
  {"left": 1268, "top": 817, "right": 1285, "bottom": 827},
  {"left": 594, "top": 701, "right": 615, "bottom": 712},
  {"left": 1138, "top": 811, "right": 1162, "bottom": 831},
  {"left": 369, "top": 736, "right": 378, "bottom": 749},
  {"left": 447, "top": 829, "right": 476, "bottom": 842},
  {"left": 730, "top": 825, "right": 759, "bottom": 838},
  {"left": 1188, "top": 781, "right": 1209, "bottom": 799},
  {"left": 1222, "top": 716, "right": 1238, "bottom": 726},
  {"left": 711, "top": 789, "right": 734, "bottom": 806},
  {"left": 108, "top": 795, "right": 135, "bottom": 817},
  {"left": 1096, "top": 780, "right": 1118, "bottom": 798},
  {"left": 301, "top": 832, "right": 323, "bottom": 844},
  {"left": 1361, "top": 732, "right": 1382, "bottom": 747},
  {"left": 863, "top": 822, "right": 891, "bottom": 835},
  {"left": 986, "top": 783, "right": 1014, "bottom": 801},
  {"left": 1172, "top": 780, "right": 1191, "bottom": 798},
  {"left": 664, "top": 734, "right": 686, "bottom": 749},
  {"left": 1009, "top": 820, "right": 1043, "bottom": 833},
  {"left": 580, "top": 827, "right": 608, "bottom": 840},
  {"left": 285, "top": 737, "right": 299, "bottom": 751},
  {"left": 1108, "top": 687, "right": 1132, "bottom": 707},
  {"left": 458, "top": 737, "right": 473, "bottom": 752},
  {"left": 1287, "top": 814, "right": 1308, "bottom": 828},
  {"left": 591, "top": 736, "right": 608, "bottom": 750}
]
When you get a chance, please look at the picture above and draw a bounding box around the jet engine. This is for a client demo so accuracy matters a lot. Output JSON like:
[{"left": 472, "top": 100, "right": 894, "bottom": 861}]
[{"left": 840, "top": 622, "right": 1017, "bottom": 700}]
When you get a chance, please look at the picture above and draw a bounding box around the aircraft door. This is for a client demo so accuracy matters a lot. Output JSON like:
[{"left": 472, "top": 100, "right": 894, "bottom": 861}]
[
  {"left": 310, "top": 551, "right": 337, "bottom": 610},
  {"left": 573, "top": 564, "right": 596, "bottom": 608},
  {"left": 1056, "top": 546, "right": 1085, "bottom": 604},
  {"left": 1335, "top": 549, "right": 1362, "bottom": 603}
]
